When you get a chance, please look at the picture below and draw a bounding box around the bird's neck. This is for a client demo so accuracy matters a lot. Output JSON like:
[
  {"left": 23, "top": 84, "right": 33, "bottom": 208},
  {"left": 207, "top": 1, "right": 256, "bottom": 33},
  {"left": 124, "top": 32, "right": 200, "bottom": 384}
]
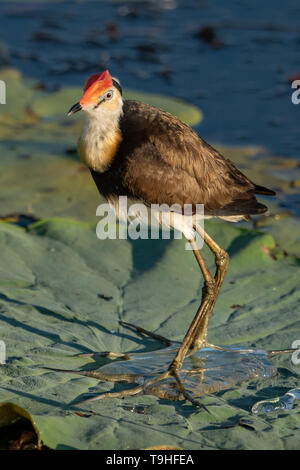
[{"left": 78, "top": 105, "right": 123, "bottom": 173}]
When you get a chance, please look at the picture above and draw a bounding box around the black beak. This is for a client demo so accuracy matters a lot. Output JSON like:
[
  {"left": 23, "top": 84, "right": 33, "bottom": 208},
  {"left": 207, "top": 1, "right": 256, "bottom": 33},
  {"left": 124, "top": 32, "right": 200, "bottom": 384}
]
[{"left": 68, "top": 102, "right": 82, "bottom": 116}]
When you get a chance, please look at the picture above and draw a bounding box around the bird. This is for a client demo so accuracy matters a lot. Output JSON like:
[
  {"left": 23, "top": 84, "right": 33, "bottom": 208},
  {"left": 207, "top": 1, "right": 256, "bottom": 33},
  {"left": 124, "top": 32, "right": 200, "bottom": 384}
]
[{"left": 68, "top": 69, "right": 275, "bottom": 405}]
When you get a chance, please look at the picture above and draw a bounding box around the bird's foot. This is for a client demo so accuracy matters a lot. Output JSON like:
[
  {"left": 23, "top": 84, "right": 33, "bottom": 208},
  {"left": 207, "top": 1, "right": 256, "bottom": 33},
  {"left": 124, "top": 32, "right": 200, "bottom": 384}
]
[
  {"left": 71, "top": 322, "right": 207, "bottom": 409},
  {"left": 74, "top": 362, "right": 209, "bottom": 411},
  {"left": 45, "top": 322, "right": 277, "bottom": 408}
]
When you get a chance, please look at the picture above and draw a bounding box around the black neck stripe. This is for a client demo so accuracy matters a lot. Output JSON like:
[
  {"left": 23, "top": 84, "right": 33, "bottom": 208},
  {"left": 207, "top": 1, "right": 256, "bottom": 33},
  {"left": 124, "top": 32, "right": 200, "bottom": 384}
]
[{"left": 112, "top": 79, "right": 122, "bottom": 96}]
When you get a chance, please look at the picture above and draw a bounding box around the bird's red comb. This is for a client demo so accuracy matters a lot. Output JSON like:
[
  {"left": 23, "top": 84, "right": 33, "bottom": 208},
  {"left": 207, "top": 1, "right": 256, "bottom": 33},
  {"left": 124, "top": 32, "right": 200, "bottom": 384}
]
[
  {"left": 83, "top": 70, "right": 112, "bottom": 91},
  {"left": 80, "top": 70, "right": 113, "bottom": 105}
]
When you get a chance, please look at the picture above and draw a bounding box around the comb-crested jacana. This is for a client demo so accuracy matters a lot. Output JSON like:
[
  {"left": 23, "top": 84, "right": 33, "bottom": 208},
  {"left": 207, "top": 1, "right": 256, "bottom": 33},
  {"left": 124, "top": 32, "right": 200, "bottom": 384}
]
[{"left": 67, "top": 70, "right": 275, "bottom": 406}]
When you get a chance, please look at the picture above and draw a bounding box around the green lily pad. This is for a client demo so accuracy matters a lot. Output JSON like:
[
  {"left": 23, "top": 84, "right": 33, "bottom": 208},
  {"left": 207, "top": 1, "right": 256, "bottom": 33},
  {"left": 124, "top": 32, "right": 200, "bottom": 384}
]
[
  {"left": 0, "top": 68, "right": 37, "bottom": 122},
  {"left": 0, "top": 218, "right": 299, "bottom": 449}
]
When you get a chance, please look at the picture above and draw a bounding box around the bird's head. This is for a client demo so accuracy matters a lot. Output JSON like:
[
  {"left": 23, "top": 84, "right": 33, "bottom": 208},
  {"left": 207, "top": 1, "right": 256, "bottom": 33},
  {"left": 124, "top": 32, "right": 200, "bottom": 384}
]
[{"left": 68, "top": 70, "right": 123, "bottom": 118}]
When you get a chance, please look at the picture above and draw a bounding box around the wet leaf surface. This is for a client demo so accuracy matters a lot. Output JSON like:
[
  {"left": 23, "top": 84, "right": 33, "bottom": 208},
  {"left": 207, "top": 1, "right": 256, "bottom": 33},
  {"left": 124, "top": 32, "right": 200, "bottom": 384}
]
[{"left": 0, "top": 218, "right": 299, "bottom": 449}]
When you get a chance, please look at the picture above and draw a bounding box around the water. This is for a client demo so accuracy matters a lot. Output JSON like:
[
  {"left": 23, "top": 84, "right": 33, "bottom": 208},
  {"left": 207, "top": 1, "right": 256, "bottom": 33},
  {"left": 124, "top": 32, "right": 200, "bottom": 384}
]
[
  {"left": 252, "top": 388, "right": 300, "bottom": 414},
  {"left": 97, "top": 344, "right": 277, "bottom": 401}
]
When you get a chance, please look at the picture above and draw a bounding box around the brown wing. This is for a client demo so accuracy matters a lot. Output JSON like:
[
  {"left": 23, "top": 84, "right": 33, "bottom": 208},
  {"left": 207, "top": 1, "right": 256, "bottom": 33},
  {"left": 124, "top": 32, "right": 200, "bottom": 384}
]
[{"left": 92, "top": 100, "right": 274, "bottom": 216}]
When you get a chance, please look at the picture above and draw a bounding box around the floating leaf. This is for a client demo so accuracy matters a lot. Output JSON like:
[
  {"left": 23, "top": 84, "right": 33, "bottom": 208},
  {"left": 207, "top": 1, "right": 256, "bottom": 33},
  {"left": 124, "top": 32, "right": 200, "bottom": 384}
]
[{"left": 0, "top": 218, "right": 299, "bottom": 449}]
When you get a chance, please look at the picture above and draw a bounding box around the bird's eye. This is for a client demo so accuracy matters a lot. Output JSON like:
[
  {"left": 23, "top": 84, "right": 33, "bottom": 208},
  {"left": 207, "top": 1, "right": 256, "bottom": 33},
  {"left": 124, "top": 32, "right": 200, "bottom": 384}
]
[{"left": 105, "top": 90, "right": 114, "bottom": 100}]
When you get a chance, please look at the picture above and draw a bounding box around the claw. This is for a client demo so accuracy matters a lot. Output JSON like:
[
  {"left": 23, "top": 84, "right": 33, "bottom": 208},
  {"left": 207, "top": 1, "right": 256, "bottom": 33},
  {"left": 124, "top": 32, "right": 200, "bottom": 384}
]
[{"left": 171, "top": 368, "right": 209, "bottom": 412}]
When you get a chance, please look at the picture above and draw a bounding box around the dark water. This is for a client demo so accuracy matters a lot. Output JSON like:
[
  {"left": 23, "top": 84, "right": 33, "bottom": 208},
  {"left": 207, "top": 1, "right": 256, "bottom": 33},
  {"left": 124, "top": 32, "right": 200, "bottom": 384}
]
[{"left": 0, "top": 0, "right": 299, "bottom": 157}]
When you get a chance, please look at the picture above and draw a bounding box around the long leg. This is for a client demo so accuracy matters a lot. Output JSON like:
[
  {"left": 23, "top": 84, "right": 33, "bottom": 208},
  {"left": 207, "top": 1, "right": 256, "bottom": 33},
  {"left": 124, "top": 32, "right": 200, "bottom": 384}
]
[
  {"left": 190, "top": 224, "right": 229, "bottom": 350},
  {"left": 169, "top": 238, "right": 217, "bottom": 371},
  {"left": 169, "top": 225, "right": 229, "bottom": 371}
]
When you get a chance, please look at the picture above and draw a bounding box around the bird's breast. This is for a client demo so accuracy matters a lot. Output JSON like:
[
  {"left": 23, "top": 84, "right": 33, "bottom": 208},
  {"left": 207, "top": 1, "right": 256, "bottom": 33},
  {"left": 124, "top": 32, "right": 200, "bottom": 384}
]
[{"left": 78, "top": 128, "right": 122, "bottom": 173}]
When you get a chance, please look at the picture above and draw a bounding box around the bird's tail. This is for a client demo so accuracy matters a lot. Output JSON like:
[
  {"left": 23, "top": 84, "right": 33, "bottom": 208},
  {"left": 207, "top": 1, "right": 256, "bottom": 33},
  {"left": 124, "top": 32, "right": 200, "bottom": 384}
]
[{"left": 253, "top": 184, "right": 276, "bottom": 196}]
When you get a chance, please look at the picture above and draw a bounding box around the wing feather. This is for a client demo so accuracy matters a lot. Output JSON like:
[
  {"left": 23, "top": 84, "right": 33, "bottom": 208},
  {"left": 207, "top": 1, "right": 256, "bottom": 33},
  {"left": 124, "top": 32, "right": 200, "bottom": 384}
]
[{"left": 92, "top": 100, "right": 273, "bottom": 216}]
